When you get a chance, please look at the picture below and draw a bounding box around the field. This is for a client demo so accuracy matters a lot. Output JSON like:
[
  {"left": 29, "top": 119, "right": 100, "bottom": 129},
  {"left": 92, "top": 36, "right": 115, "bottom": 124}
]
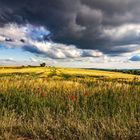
[{"left": 0, "top": 67, "right": 140, "bottom": 140}]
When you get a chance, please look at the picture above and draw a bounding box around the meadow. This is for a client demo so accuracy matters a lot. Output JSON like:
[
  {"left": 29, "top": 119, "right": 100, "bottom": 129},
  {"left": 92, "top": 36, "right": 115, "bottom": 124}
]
[{"left": 0, "top": 67, "right": 140, "bottom": 140}]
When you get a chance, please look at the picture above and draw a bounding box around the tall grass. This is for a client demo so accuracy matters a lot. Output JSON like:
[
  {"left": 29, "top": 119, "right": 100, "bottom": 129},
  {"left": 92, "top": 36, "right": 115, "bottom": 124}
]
[{"left": 0, "top": 68, "right": 140, "bottom": 140}]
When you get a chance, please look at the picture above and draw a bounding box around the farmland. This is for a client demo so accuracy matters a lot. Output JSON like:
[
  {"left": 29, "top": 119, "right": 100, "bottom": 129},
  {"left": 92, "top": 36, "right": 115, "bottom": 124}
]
[{"left": 0, "top": 67, "right": 140, "bottom": 140}]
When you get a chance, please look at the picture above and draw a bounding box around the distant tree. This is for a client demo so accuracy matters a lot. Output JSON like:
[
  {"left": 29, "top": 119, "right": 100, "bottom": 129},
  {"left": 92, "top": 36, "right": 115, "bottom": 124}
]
[{"left": 40, "top": 63, "right": 46, "bottom": 67}]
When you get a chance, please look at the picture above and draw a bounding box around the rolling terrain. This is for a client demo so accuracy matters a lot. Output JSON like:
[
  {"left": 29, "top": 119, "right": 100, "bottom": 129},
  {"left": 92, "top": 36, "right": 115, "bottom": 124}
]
[{"left": 0, "top": 67, "right": 140, "bottom": 140}]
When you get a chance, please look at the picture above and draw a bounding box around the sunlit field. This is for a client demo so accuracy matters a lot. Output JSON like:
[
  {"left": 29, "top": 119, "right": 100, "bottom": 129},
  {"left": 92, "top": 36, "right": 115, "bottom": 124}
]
[{"left": 0, "top": 67, "right": 140, "bottom": 140}]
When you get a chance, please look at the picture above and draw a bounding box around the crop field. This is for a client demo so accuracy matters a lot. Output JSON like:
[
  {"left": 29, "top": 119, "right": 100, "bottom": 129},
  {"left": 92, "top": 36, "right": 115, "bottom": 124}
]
[{"left": 0, "top": 67, "right": 140, "bottom": 140}]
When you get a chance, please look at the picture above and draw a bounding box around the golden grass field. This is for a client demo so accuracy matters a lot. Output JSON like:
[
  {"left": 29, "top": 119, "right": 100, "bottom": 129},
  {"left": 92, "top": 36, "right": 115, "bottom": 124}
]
[
  {"left": 0, "top": 67, "right": 140, "bottom": 140},
  {"left": 0, "top": 66, "right": 138, "bottom": 79}
]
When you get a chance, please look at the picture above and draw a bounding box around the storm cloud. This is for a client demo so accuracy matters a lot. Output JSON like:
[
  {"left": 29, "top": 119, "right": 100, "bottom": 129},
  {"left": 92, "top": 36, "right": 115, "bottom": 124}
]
[{"left": 1, "top": 0, "right": 140, "bottom": 56}]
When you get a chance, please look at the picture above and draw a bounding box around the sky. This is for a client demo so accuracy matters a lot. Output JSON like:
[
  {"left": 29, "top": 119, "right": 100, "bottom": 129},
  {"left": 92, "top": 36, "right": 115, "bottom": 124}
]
[{"left": 1, "top": 0, "right": 140, "bottom": 68}]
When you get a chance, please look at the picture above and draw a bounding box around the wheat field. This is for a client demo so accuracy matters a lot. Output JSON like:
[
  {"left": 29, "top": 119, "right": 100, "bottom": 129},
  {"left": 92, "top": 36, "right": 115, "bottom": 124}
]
[{"left": 0, "top": 67, "right": 140, "bottom": 140}]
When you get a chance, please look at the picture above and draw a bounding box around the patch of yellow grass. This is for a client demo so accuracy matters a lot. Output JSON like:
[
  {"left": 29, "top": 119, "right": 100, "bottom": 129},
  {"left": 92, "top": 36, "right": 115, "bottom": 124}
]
[{"left": 0, "top": 67, "right": 139, "bottom": 80}]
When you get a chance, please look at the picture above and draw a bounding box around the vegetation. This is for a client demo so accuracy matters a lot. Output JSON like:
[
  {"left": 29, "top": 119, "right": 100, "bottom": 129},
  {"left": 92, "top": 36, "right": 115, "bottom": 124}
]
[
  {"left": 113, "top": 69, "right": 140, "bottom": 76},
  {"left": 0, "top": 67, "right": 140, "bottom": 140},
  {"left": 40, "top": 63, "right": 46, "bottom": 67}
]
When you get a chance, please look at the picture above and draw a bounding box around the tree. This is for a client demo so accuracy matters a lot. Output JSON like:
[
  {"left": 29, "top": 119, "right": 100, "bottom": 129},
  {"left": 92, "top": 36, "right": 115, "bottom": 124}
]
[{"left": 40, "top": 63, "right": 46, "bottom": 67}]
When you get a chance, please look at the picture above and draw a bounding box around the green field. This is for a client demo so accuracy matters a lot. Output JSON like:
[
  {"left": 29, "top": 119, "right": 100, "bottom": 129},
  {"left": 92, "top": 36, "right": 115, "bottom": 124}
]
[{"left": 0, "top": 67, "right": 140, "bottom": 140}]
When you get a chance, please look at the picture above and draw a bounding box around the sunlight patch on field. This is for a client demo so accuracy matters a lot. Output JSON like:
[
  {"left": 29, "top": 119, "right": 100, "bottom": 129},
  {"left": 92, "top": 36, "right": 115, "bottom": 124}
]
[{"left": 0, "top": 67, "right": 139, "bottom": 80}]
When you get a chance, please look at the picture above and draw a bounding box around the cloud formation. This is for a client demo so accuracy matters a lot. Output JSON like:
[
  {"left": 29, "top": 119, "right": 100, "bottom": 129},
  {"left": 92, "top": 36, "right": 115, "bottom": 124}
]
[
  {"left": 129, "top": 55, "right": 140, "bottom": 61},
  {"left": 1, "top": 0, "right": 140, "bottom": 57},
  {"left": 0, "top": 23, "right": 103, "bottom": 59},
  {"left": 0, "top": 58, "right": 15, "bottom": 62}
]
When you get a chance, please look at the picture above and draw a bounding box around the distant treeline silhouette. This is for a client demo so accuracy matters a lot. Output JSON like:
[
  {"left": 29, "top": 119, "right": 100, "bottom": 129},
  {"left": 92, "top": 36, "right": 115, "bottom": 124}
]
[{"left": 113, "top": 69, "right": 140, "bottom": 75}]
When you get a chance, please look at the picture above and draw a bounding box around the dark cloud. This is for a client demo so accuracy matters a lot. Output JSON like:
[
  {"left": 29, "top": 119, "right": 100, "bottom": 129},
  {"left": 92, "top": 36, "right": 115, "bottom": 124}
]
[
  {"left": 1, "top": 0, "right": 140, "bottom": 55},
  {"left": 22, "top": 45, "right": 43, "bottom": 55}
]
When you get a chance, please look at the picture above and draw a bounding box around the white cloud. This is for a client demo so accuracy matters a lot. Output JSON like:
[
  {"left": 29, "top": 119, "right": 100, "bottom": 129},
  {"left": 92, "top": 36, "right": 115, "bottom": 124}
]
[
  {"left": 82, "top": 50, "right": 103, "bottom": 57},
  {"left": 0, "top": 23, "right": 103, "bottom": 59},
  {"left": 103, "top": 24, "right": 140, "bottom": 41},
  {"left": 3, "top": 58, "right": 15, "bottom": 62},
  {"left": 0, "top": 58, "right": 16, "bottom": 64},
  {"left": 102, "top": 56, "right": 121, "bottom": 63},
  {"left": 28, "top": 41, "right": 103, "bottom": 59},
  {"left": 29, "top": 57, "right": 38, "bottom": 62}
]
